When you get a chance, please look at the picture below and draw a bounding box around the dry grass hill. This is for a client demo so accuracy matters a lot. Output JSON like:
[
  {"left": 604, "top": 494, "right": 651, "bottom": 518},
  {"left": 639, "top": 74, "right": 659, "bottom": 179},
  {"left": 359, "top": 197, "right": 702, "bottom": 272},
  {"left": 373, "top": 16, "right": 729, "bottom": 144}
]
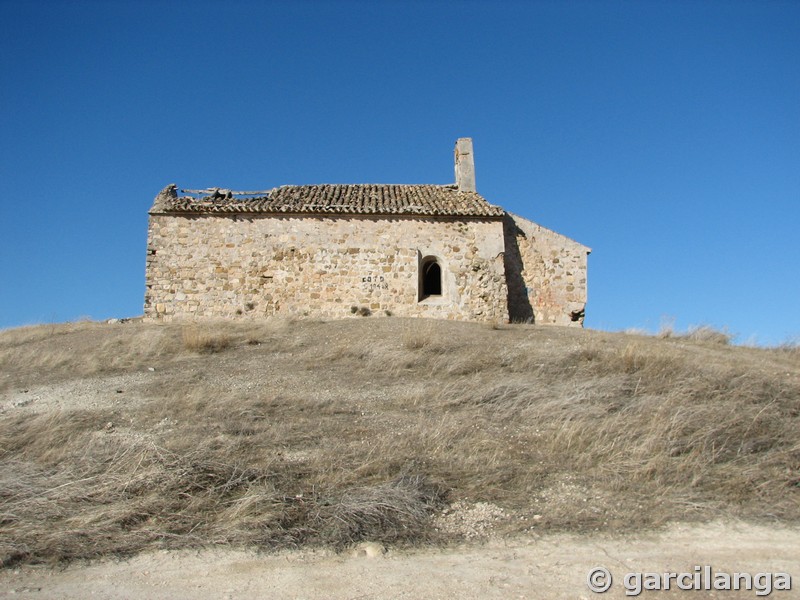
[{"left": 1, "top": 317, "right": 798, "bottom": 568}]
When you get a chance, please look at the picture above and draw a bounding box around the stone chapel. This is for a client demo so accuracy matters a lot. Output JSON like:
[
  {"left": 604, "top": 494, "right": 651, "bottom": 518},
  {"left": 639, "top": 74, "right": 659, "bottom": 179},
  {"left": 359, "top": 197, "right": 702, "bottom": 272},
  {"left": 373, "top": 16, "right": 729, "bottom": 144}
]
[{"left": 145, "top": 139, "right": 590, "bottom": 325}]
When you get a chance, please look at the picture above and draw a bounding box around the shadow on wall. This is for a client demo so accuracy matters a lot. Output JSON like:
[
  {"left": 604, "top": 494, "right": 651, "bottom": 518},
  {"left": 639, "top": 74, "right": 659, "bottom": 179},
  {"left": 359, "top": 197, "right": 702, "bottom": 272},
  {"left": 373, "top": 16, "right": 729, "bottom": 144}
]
[{"left": 503, "top": 215, "right": 534, "bottom": 323}]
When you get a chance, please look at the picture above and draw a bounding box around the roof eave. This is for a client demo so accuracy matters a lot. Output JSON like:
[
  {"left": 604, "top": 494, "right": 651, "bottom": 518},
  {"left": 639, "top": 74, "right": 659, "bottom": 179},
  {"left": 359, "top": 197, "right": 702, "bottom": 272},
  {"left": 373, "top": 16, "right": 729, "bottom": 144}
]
[{"left": 151, "top": 209, "right": 505, "bottom": 220}]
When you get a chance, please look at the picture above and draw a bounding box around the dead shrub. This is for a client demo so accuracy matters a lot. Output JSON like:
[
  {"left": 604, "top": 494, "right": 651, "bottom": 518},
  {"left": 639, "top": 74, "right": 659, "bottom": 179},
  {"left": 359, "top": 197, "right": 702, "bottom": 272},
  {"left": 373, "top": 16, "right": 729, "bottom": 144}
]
[{"left": 306, "top": 476, "right": 447, "bottom": 548}]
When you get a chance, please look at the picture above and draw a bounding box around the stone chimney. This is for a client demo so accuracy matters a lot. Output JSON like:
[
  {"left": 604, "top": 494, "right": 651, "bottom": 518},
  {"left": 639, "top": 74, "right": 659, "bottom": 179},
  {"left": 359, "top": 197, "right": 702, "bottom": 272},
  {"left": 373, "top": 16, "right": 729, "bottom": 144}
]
[{"left": 454, "top": 138, "right": 476, "bottom": 192}]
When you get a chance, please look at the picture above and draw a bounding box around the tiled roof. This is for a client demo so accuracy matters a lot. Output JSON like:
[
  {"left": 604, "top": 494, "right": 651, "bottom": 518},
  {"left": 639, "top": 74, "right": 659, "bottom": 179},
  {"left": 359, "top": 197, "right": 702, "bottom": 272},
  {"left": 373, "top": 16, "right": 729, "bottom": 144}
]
[{"left": 152, "top": 184, "right": 505, "bottom": 218}]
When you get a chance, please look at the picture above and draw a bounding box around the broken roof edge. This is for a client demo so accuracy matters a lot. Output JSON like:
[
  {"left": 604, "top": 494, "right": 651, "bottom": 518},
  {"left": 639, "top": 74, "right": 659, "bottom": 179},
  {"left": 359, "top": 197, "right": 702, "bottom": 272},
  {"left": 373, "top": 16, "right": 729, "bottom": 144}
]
[{"left": 149, "top": 183, "right": 178, "bottom": 214}]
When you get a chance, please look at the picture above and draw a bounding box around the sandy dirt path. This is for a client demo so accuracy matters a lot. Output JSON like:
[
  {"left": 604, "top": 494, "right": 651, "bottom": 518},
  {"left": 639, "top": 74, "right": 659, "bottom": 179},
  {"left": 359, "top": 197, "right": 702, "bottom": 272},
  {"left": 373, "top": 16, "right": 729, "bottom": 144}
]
[{"left": 1, "top": 522, "right": 798, "bottom": 599}]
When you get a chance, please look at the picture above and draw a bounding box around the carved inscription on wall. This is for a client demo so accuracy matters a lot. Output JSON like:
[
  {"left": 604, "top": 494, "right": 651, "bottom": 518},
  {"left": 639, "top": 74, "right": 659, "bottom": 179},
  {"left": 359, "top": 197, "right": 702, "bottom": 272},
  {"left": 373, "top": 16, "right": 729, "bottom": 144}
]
[{"left": 361, "top": 275, "right": 389, "bottom": 291}]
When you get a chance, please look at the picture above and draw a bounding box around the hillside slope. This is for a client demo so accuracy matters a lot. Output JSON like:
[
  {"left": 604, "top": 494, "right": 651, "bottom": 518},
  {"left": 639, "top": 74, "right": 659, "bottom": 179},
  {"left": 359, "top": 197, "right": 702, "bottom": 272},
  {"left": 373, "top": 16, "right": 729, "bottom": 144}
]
[{"left": 1, "top": 318, "right": 798, "bottom": 566}]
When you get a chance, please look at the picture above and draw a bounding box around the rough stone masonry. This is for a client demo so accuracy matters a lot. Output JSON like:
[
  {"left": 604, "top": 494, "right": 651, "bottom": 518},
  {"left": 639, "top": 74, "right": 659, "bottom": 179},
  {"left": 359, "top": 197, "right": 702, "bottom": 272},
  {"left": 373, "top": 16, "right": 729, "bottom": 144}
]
[{"left": 144, "top": 139, "right": 590, "bottom": 325}]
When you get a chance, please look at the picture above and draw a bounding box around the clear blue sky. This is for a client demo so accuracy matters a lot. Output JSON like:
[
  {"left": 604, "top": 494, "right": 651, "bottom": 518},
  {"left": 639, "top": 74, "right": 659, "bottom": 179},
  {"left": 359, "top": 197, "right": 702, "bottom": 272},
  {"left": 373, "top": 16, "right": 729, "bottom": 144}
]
[{"left": 1, "top": 0, "right": 798, "bottom": 345}]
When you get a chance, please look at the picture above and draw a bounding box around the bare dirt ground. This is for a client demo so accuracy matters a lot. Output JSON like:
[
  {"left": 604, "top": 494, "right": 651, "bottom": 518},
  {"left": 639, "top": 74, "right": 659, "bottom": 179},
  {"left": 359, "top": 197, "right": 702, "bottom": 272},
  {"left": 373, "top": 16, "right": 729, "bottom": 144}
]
[{"left": 1, "top": 522, "right": 798, "bottom": 599}]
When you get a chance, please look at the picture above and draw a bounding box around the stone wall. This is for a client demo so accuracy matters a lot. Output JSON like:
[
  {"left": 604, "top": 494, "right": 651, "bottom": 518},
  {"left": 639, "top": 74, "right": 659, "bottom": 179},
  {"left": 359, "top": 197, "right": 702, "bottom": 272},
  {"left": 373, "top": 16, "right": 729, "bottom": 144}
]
[
  {"left": 145, "top": 213, "right": 509, "bottom": 322},
  {"left": 504, "top": 213, "right": 590, "bottom": 326}
]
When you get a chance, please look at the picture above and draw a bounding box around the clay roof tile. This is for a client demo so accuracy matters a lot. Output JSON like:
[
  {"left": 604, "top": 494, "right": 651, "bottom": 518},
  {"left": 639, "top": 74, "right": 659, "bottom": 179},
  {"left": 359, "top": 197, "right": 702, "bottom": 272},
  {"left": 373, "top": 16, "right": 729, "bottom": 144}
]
[{"left": 154, "top": 184, "right": 504, "bottom": 218}]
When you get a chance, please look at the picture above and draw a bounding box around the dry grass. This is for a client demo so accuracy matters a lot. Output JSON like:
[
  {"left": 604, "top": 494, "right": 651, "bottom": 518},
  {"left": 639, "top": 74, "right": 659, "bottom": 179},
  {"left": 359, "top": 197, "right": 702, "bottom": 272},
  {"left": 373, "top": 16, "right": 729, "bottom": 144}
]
[
  {"left": 655, "top": 321, "right": 734, "bottom": 345},
  {"left": 0, "top": 318, "right": 798, "bottom": 566},
  {"left": 181, "top": 326, "right": 231, "bottom": 353}
]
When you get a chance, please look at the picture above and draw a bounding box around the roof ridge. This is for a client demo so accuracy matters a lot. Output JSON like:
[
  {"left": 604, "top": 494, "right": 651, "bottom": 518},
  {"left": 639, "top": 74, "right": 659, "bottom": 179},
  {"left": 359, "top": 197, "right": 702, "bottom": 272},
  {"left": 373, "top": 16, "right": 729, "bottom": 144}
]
[{"left": 274, "top": 182, "right": 460, "bottom": 188}]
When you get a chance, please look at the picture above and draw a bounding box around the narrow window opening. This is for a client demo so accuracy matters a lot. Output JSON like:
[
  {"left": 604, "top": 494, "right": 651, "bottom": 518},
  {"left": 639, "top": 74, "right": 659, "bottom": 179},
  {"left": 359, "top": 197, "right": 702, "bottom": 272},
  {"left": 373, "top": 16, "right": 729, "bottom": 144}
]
[{"left": 420, "top": 256, "right": 442, "bottom": 300}]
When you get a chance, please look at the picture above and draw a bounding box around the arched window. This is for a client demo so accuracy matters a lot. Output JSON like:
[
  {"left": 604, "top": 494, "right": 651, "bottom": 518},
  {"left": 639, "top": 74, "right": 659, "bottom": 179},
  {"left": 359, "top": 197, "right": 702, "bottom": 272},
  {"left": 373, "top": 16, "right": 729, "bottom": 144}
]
[{"left": 419, "top": 256, "right": 442, "bottom": 300}]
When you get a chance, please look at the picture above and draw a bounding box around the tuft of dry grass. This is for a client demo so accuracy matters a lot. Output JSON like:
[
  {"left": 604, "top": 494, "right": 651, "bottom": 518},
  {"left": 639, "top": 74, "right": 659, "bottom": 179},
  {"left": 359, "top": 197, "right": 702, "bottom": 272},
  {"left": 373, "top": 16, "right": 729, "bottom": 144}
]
[
  {"left": 683, "top": 325, "right": 733, "bottom": 345},
  {"left": 182, "top": 326, "right": 231, "bottom": 353},
  {"left": 645, "top": 321, "right": 733, "bottom": 345},
  {"left": 1, "top": 318, "right": 798, "bottom": 566}
]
